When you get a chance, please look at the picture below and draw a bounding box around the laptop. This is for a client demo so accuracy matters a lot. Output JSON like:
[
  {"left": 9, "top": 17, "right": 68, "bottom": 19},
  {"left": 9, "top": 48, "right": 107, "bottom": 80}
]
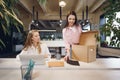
[{"left": 19, "top": 55, "right": 46, "bottom": 65}]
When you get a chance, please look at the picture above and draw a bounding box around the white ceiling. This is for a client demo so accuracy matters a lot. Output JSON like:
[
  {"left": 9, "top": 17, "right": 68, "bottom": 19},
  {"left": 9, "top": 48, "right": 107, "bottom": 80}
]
[{"left": 19, "top": 0, "right": 106, "bottom": 20}]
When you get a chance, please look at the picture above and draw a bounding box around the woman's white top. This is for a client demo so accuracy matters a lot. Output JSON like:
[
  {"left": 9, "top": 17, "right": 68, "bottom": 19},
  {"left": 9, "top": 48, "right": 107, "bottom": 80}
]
[{"left": 16, "top": 43, "right": 51, "bottom": 60}]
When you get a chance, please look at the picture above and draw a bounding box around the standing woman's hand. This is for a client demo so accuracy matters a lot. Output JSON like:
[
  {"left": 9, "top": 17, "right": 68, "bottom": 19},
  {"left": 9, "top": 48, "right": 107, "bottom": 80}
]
[
  {"left": 64, "top": 53, "right": 70, "bottom": 61},
  {"left": 64, "top": 48, "right": 70, "bottom": 61}
]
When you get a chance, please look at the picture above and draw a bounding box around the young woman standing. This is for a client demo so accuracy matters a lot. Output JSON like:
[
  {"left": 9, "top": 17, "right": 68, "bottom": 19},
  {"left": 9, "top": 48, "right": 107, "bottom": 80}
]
[{"left": 62, "top": 11, "right": 82, "bottom": 61}]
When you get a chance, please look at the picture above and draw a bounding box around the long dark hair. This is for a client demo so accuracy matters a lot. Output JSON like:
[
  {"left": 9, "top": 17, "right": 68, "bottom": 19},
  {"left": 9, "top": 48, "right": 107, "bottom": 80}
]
[{"left": 64, "top": 11, "right": 78, "bottom": 28}]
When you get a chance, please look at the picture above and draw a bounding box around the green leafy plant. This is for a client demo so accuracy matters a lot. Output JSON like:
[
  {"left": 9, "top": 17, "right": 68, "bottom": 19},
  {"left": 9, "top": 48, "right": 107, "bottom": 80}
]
[
  {"left": 0, "top": 0, "right": 24, "bottom": 50},
  {"left": 100, "top": 0, "right": 120, "bottom": 48},
  {"left": 37, "top": 0, "right": 47, "bottom": 5}
]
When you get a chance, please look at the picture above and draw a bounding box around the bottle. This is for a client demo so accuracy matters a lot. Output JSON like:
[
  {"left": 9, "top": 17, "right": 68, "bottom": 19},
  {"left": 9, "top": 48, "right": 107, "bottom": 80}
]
[
  {"left": 56, "top": 47, "right": 61, "bottom": 60},
  {"left": 70, "top": 45, "right": 72, "bottom": 59}
]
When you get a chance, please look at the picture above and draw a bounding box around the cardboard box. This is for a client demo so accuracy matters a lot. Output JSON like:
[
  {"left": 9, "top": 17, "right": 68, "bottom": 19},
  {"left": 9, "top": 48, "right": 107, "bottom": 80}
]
[
  {"left": 71, "top": 31, "right": 98, "bottom": 63},
  {"left": 47, "top": 61, "right": 64, "bottom": 67}
]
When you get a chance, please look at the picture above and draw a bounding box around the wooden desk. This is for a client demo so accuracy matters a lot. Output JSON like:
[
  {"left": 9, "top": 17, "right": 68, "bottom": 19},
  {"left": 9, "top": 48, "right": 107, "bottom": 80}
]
[{"left": 0, "top": 58, "right": 120, "bottom": 80}]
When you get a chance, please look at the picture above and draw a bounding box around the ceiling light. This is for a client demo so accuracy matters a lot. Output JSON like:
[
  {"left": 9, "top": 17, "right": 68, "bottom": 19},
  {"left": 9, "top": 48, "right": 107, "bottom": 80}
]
[
  {"left": 32, "top": 20, "right": 34, "bottom": 23},
  {"left": 59, "top": 1, "right": 66, "bottom": 7},
  {"left": 60, "top": 20, "right": 62, "bottom": 23}
]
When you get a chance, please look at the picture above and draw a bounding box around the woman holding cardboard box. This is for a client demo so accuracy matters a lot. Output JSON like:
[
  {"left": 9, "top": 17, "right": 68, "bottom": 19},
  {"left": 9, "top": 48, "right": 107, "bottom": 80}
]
[{"left": 62, "top": 11, "right": 82, "bottom": 61}]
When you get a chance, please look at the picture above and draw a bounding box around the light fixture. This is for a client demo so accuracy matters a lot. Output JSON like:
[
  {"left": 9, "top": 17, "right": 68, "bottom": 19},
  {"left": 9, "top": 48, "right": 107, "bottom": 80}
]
[
  {"left": 32, "top": 20, "right": 34, "bottom": 23},
  {"left": 36, "top": 11, "right": 39, "bottom": 26},
  {"left": 36, "top": 23, "right": 38, "bottom": 26},
  {"left": 59, "top": 19, "right": 62, "bottom": 26},
  {"left": 59, "top": 1, "right": 66, "bottom": 7},
  {"left": 59, "top": 1, "right": 66, "bottom": 26},
  {"left": 32, "top": 0, "right": 35, "bottom": 23},
  {"left": 85, "top": 5, "right": 89, "bottom": 23},
  {"left": 60, "top": 20, "right": 62, "bottom": 23},
  {"left": 32, "top": 6, "right": 35, "bottom": 23},
  {"left": 81, "top": 0, "right": 90, "bottom": 27}
]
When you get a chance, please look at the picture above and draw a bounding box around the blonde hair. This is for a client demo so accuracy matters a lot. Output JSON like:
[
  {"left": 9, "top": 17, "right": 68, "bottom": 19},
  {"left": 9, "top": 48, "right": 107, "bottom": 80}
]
[{"left": 23, "top": 30, "right": 41, "bottom": 53}]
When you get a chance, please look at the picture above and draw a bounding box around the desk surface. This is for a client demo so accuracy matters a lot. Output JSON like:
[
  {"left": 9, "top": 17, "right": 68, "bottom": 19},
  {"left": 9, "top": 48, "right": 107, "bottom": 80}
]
[
  {"left": 0, "top": 58, "right": 120, "bottom": 69},
  {"left": 0, "top": 58, "right": 120, "bottom": 80}
]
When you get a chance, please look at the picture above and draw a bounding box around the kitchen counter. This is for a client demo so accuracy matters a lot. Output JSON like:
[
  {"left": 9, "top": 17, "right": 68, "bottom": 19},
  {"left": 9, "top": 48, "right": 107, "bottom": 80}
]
[{"left": 41, "top": 40, "right": 65, "bottom": 47}]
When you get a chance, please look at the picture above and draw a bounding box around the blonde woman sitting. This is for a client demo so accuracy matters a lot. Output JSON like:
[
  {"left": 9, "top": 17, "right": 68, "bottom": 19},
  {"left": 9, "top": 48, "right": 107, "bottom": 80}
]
[{"left": 16, "top": 30, "right": 51, "bottom": 60}]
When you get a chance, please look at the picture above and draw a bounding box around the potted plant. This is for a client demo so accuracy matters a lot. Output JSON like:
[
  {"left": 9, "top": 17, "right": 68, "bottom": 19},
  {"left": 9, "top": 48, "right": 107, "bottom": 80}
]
[
  {"left": 0, "top": 0, "right": 24, "bottom": 50},
  {"left": 100, "top": 0, "right": 120, "bottom": 48}
]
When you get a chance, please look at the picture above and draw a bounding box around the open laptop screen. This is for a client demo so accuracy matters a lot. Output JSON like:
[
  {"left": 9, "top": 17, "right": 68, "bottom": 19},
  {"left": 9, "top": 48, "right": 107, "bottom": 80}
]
[{"left": 19, "top": 55, "right": 45, "bottom": 65}]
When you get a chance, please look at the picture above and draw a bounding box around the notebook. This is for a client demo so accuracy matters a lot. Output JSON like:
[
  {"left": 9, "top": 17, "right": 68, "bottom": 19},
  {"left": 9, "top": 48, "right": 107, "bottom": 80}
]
[{"left": 19, "top": 55, "right": 46, "bottom": 65}]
